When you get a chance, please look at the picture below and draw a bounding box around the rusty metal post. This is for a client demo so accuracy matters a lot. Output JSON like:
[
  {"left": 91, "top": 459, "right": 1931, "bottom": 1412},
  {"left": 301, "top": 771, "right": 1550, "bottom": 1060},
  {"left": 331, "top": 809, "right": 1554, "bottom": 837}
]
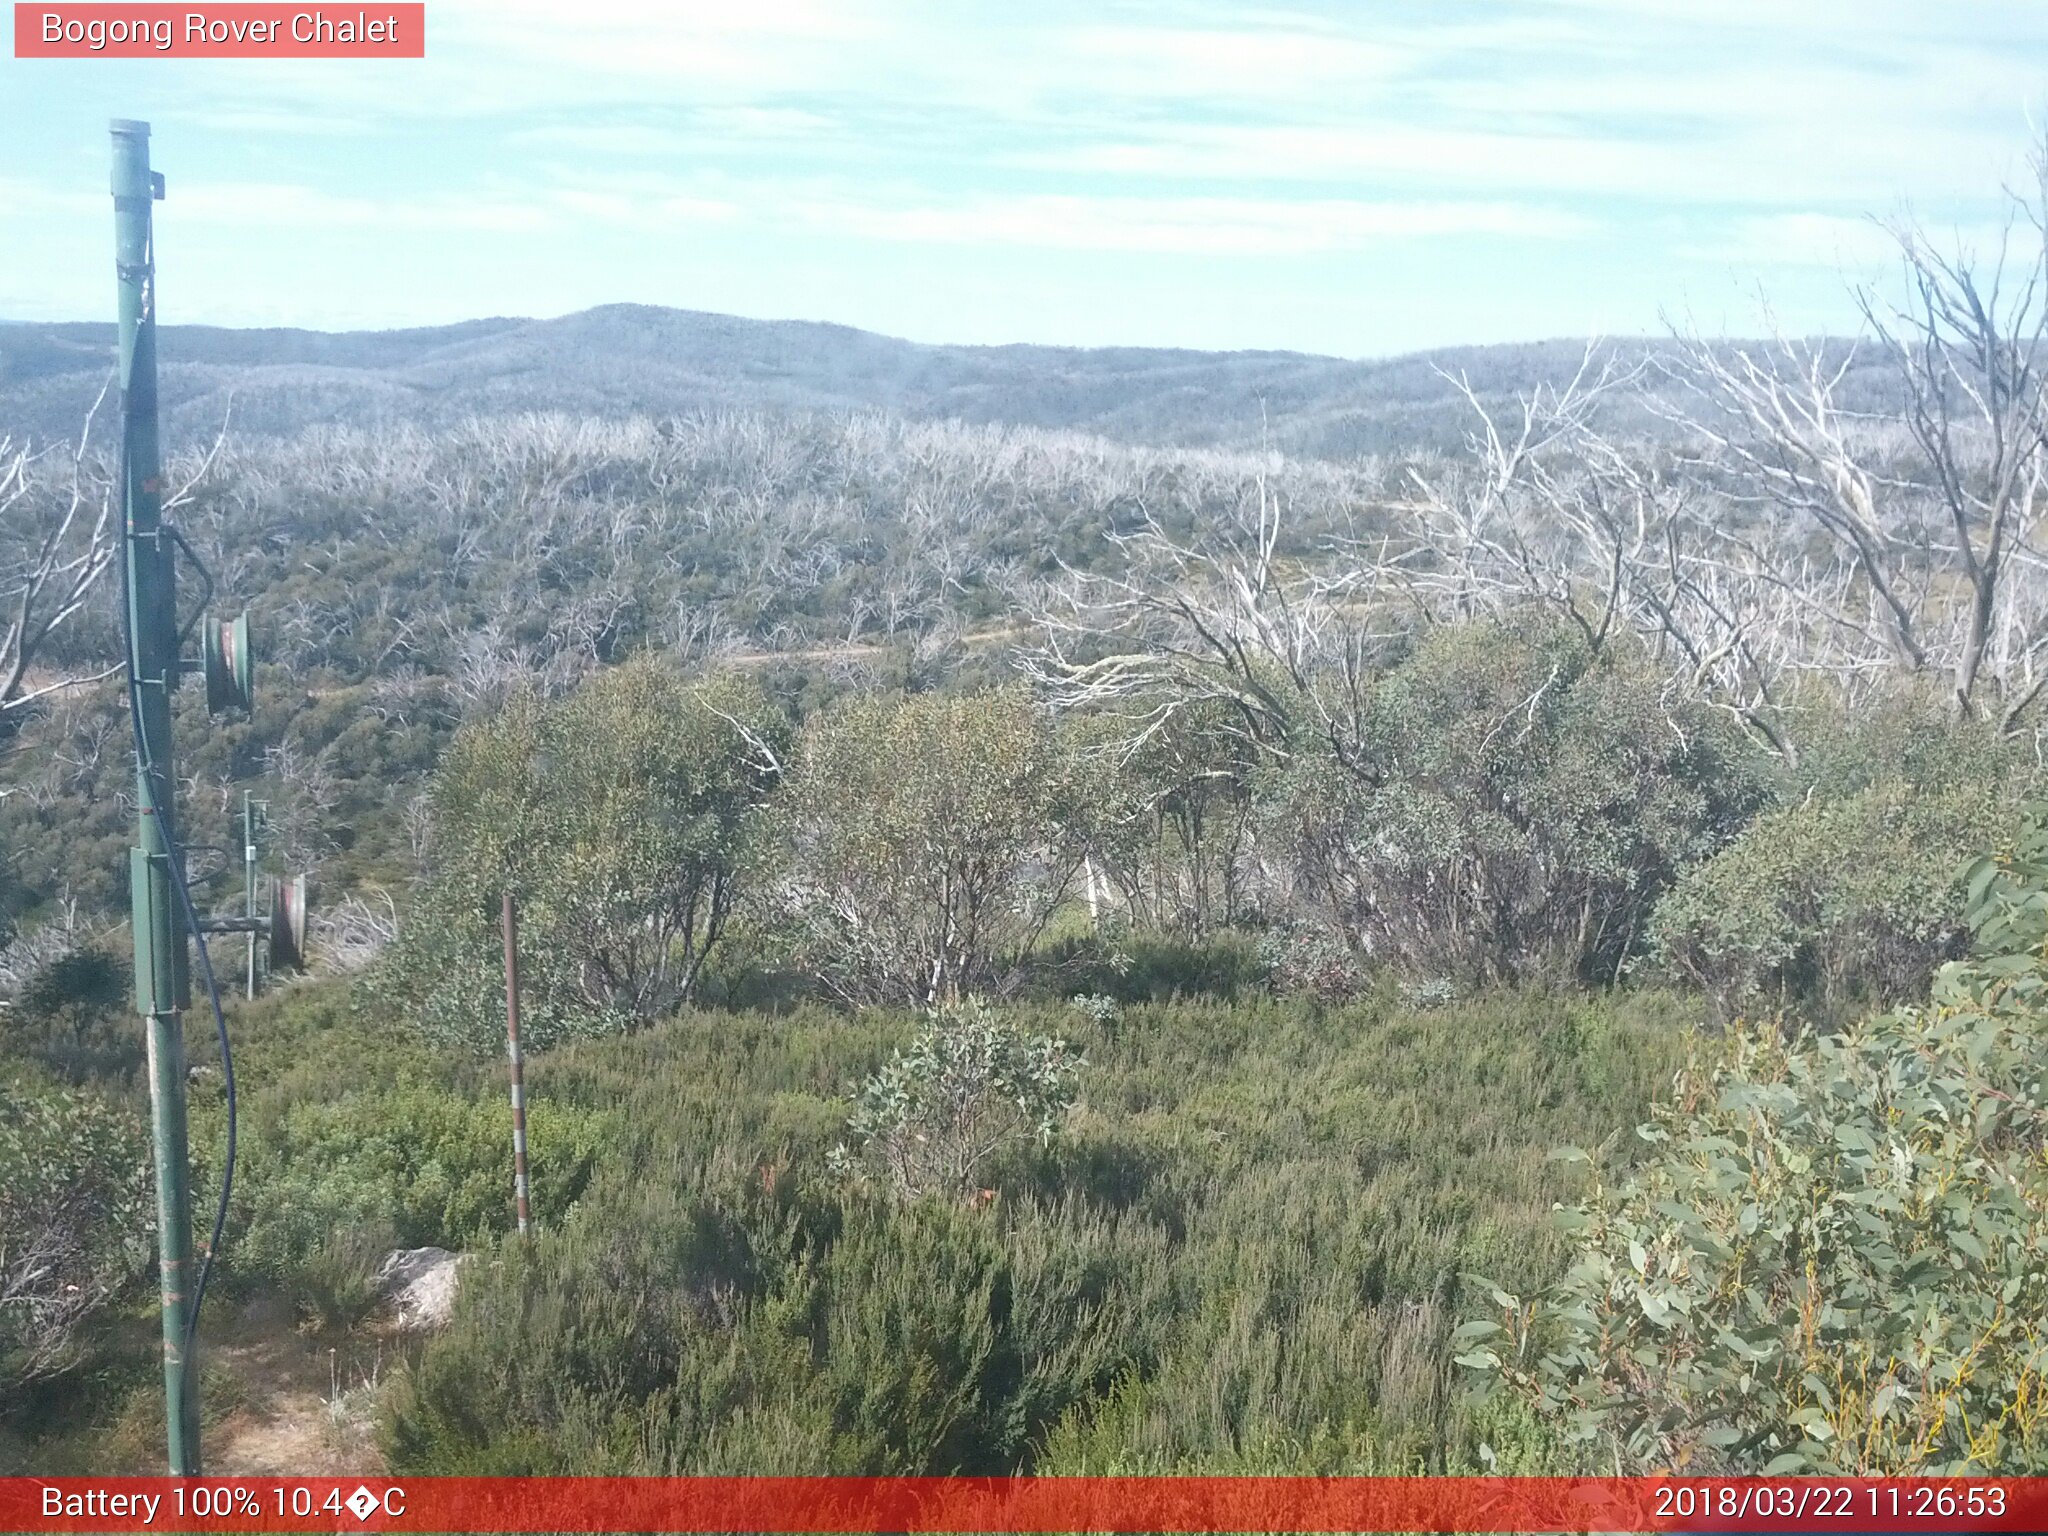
[{"left": 501, "top": 891, "right": 531, "bottom": 1236}]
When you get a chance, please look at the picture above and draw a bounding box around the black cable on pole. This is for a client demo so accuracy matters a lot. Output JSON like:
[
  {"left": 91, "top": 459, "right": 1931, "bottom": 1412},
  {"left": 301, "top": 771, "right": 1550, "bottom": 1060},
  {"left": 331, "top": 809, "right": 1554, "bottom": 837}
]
[{"left": 116, "top": 241, "right": 236, "bottom": 1364}]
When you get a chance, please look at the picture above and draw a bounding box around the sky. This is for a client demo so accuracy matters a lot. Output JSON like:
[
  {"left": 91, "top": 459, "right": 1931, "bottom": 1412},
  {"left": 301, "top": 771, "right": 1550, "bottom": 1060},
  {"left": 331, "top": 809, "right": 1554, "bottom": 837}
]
[{"left": 2, "top": 0, "right": 2044, "bottom": 356}]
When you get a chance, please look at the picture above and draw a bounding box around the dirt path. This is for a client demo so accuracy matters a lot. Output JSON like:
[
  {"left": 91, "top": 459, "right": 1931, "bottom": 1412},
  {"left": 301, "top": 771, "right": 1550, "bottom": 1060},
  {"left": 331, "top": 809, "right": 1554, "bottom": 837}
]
[{"left": 202, "top": 1299, "right": 390, "bottom": 1477}]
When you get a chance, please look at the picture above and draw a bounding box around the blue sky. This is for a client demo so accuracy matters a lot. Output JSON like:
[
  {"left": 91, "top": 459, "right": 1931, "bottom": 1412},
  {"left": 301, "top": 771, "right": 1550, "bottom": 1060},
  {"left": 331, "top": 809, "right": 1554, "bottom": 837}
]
[{"left": 2, "top": 0, "right": 2043, "bottom": 355}]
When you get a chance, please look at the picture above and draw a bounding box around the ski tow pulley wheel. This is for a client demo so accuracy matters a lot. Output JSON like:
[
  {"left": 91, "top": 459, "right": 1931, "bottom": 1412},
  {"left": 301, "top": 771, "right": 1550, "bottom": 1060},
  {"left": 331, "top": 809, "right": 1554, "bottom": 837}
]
[{"left": 203, "top": 610, "right": 254, "bottom": 714}]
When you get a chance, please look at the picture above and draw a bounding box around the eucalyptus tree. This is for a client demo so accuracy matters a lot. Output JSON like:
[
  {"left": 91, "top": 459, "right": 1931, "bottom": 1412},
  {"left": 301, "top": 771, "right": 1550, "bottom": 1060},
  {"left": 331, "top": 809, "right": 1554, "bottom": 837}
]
[
  {"left": 384, "top": 657, "right": 787, "bottom": 1050},
  {"left": 774, "top": 688, "right": 1086, "bottom": 1006}
]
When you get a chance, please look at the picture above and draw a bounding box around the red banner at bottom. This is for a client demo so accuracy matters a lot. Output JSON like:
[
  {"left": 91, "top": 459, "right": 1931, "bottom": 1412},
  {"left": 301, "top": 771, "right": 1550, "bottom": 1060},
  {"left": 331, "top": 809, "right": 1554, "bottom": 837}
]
[{"left": 5, "top": 1476, "right": 2043, "bottom": 1534}]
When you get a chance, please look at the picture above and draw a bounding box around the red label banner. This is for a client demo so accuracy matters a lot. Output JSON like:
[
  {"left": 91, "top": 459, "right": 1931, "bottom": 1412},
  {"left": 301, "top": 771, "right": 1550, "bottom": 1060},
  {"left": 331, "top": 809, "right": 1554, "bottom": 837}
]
[
  {"left": 13, "top": 4, "right": 424, "bottom": 57},
  {"left": 3, "top": 1476, "right": 2044, "bottom": 1533}
]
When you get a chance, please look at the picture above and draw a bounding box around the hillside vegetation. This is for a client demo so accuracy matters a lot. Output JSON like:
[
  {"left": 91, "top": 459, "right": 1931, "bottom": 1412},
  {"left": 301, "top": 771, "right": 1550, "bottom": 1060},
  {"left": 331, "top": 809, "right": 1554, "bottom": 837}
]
[
  {"left": 0, "top": 307, "right": 1898, "bottom": 458},
  {"left": 4, "top": 175, "right": 2048, "bottom": 1477}
]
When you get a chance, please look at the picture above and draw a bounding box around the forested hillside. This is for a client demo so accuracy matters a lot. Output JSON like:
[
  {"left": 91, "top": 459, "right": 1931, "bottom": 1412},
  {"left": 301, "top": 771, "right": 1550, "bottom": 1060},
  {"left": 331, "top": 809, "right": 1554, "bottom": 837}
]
[
  {"left": 0, "top": 307, "right": 1897, "bottom": 458},
  {"left": 5, "top": 181, "right": 2048, "bottom": 1480}
]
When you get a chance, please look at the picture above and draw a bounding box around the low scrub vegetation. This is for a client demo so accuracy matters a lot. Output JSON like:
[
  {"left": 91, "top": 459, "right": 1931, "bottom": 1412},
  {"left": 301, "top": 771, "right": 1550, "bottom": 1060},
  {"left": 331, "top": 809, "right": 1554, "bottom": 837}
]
[
  {"left": 0, "top": 1067, "right": 150, "bottom": 1394},
  {"left": 381, "top": 983, "right": 1685, "bottom": 1474}
]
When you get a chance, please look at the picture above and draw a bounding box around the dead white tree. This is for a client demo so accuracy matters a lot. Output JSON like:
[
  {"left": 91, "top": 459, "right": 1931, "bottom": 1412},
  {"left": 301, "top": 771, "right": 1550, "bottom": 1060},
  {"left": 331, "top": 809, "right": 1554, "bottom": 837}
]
[
  {"left": 1869, "top": 198, "right": 2048, "bottom": 722},
  {"left": 1396, "top": 350, "right": 1813, "bottom": 760},
  {"left": 1399, "top": 342, "right": 1638, "bottom": 628},
  {"left": 1022, "top": 464, "right": 1411, "bottom": 777},
  {"left": 310, "top": 887, "right": 398, "bottom": 973},
  {"left": 0, "top": 408, "right": 120, "bottom": 735},
  {"left": 1660, "top": 144, "right": 2048, "bottom": 729}
]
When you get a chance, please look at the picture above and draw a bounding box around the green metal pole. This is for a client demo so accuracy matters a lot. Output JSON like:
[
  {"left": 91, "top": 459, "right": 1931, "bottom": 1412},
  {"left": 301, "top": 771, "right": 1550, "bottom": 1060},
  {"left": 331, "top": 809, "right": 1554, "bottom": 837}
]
[{"left": 113, "top": 117, "right": 201, "bottom": 1478}]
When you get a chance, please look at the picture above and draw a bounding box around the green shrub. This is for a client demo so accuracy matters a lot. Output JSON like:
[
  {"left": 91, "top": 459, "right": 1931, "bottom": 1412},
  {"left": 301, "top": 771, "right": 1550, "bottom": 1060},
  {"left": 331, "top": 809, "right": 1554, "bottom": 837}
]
[
  {"left": 1471, "top": 803, "right": 2048, "bottom": 1473},
  {"left": 0, "top": 947, "right": 140, "bottom": 1086},
  {"left": 1787, "top": 691, "right": 2031, "bottom": 804},
  {"left": 1031, "top": 929, "right": 1273, "bottom": 1005},
  {"left": 290, "top": 1222, "right": 402, "bottom": 1334},
  {"left": 1062, "top": 699, "right": 1260, "bottom": 939},
  {"left": 386, "top": 1172, "right": 1175, "bottom": 1477},
  {"left": 212, "top": 1078, "right": 612, "bottom": 1295},
  {"left": 1257, "top": 923, "right": 1369, "bottom": 1003},
  {"left": 803, "top": 1196, "right": 1008, "bottom": 1471},
  {"left": 1648, "top": 778, "right": 2005, "bottom": 1017},
  {"left": 385, "top": 1172, "right": 802, "bottom": 1474},
  {"left": 772, "top": 689, "right": 1085, "bottom": 1005},
  {"left": 0, "top": 1071, "right": 151, "bottom": 1395},
  {"left": 1263, "top": 619, "right": 1771, "bottom": 985},
  {"left": 829, "top": 1002, "right": 1082, "bottom": 1200},
  {"left": 383, "top": 983, "right": 1682, "bottom": 1476}
]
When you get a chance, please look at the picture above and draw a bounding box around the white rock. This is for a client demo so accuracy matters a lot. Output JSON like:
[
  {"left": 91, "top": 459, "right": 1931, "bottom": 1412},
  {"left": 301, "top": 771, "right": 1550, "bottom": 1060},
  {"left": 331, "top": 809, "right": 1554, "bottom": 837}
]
[{"left": 374, "top": 1246, "right": 469, "bottom": 1330}]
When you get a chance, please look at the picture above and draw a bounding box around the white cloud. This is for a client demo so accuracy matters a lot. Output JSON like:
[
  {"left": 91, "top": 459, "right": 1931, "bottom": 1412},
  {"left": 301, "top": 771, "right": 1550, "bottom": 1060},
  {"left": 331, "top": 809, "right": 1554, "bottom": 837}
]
[
  {"left": 128, "top": 174, "right": 1582, "bottom": 256},
  {"left": 799, "top": 192, "right": 1590, "bottom": 253},
  {"left": 157, "top": 178, "right": 750, "bottom": 236},
  {"left": 1050, "top": 23, "right": 1412, "bottom": 101},
  {"left": 178, "top": 106, "right": 380, "bottom": 137},
  {"left": 1539, "top": 0, "right": 2044, "bottom": 42},
  {"left": 1016, "top": 101, "right": 2029, "bottom": 213},
  {"left": 694, "top": 106, "right": 836, "bottom": 138},
  {"left": 1688, "top": 213, "right": 1898, "bottom": 273},
  {"left": 1699, "top": 212, "right": 2035, "bottom": 271},
  {"left": 513, "top": 109, "right": 835, "bottom": 159},
  {"left": 1026, "top": 125, "right": 1656, "bottom": 195},
  {"left": 0, "top": 178, "right": 100, "bottom": 217},
  {"left": 172, "top": 182, "right": 553, "bottom": 233},
  {"left": 107, "top": 4, "right": 2046, "bottom": 217},
  {"left": 512, "top": 124, "right": 696, "bottom": 157},
  {"left": 432, "top": 0, "right": 889, "bottom": 97},
  {"left": 546, "top": 187, "right": 740, "bottom": 229}
]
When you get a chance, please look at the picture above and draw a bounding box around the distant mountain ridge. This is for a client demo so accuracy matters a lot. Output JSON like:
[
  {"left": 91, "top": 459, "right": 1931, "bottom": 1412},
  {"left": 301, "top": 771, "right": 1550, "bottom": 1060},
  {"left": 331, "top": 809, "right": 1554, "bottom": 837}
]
[{"left": 0, "top": 302, "right": 1868, "bottom": 459}]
